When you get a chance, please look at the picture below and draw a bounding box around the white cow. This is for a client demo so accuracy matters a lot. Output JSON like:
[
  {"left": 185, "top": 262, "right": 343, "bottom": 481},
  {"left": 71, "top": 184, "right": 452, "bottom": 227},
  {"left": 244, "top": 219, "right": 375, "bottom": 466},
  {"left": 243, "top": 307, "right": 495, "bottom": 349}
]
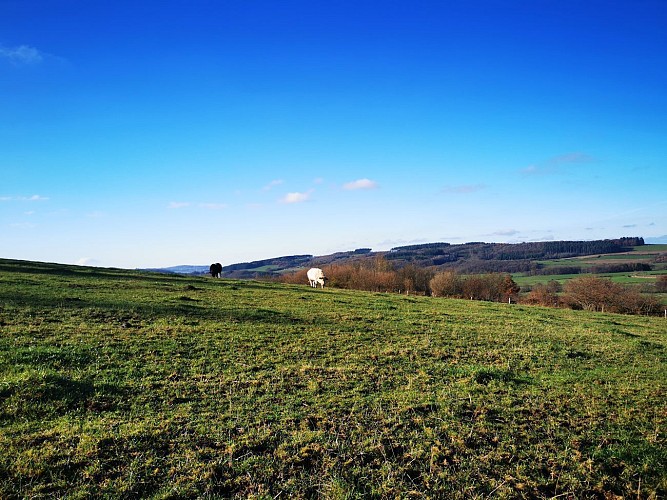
[{"left": 307, "top": 267, "right": 326, "bottom": 288}]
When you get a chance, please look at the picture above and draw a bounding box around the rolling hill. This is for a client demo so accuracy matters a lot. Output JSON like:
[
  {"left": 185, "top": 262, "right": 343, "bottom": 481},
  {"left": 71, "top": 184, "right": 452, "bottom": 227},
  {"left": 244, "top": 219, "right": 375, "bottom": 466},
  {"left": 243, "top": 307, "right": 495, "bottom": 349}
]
[
  {"left": 0, "top": 258, "right": 665, "bottom": 497},
  {"left": 150, "top": 237, "right": 665, "bottom": 280}
]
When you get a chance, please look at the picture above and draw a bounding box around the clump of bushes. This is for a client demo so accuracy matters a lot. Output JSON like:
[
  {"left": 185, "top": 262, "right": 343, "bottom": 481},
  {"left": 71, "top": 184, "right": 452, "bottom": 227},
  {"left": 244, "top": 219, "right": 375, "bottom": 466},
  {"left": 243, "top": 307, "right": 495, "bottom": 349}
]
[
  {"left": 282, "top": 261, "right": 664, "bottom": 316},
  {"left": 562, "top": 276, "right": 663, "bottom": 315},
  {"left": 429, "top": 271, "right": 520, "bottom": 302},
  {"left": 657, "top": 275, "right": 667, "bottom": 293},
  {"left": 523, "top": 281, "right": 562, "bottom": 307}
]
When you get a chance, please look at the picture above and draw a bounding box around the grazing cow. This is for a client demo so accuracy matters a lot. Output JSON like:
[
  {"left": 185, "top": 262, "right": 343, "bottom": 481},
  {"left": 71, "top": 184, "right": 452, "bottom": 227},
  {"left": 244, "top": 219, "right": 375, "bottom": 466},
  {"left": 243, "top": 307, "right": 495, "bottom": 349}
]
[
  {"left": 307, "top": 267, "right": 326, "bottom": 288},
  {"left": 209, "top": 262, "right": 222, "bottom": 278}
]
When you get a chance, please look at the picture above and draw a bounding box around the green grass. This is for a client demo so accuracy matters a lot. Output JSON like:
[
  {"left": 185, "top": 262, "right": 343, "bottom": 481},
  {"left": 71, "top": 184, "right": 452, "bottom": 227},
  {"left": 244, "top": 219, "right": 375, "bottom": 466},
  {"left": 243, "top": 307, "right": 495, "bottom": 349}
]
[
  {"left": 514, "top": 271, "right": 667, "bottom": 287},
  {"left": 1, "top": 259, "right": 666, "bottom": 498}
]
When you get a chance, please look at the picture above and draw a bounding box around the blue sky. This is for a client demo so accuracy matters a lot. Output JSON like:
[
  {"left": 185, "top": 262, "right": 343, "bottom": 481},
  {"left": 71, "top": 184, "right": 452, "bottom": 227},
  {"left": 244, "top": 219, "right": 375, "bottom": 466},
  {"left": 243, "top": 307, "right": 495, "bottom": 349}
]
[{"left": 1, "top": 1, "right": 666, "bottom": 268}]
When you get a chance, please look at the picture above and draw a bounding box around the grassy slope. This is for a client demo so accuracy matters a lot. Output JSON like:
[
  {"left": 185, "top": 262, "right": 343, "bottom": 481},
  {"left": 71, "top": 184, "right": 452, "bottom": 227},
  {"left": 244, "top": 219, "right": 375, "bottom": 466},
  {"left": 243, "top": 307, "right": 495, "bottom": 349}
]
[{"left": 0, "top": 259, "right": 665, "bottom": 498}]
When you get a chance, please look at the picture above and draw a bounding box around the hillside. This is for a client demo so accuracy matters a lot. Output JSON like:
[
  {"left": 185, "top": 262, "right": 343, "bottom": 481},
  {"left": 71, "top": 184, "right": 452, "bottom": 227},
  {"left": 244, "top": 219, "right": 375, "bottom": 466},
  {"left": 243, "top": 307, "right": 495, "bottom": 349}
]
[
  {"left": 0, "top": 259, "right": 665, "bottom": 497},
  {"left": 163, "top": 237, "right": 659, "bottom": 279}
]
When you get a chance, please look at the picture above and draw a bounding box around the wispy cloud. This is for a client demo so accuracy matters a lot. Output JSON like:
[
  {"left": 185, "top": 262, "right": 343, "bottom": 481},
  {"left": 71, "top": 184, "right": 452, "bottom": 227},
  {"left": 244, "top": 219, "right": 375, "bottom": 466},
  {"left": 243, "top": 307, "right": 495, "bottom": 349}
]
[
  {"left": 169, "top": 201, "right": 227, "bottom": 210},
  {"left": 521, "top": 152, "right": 595, "bottom": 176},
  {"left": 378, "top": 237, "right": 429, "bottom": 248},
  {"left": 441, "top": 184, "right": 486, "bottom": 194},
  {"left": 528, "top": 235, "right": 555, "bottom": 242},
  {"left": 0, "top": 45, "right": 44, "bottom": 65},
  {"left": 1, "top": 194, "right": 49, "bottom": 202},
  {"left": 280, "top": 190, "right": 313, "bottom": 204},
  {"left": 343, "top": 178, "right": 378, "bottom": 190},
  {"left": 199, "top": 203, "right": 227, "bottom": 210},
  {"left": 492, "top": 229, "right": 520, "bottom": 236},
  {"left": 262, "top": 179, "right": 284, "bottom": 192}
]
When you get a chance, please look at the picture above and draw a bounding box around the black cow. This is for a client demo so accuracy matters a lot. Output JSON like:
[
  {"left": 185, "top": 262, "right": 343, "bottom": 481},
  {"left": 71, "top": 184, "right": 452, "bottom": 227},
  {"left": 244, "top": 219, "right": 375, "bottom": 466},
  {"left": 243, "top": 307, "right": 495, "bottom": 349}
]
[{"left": 209, "top": 262, "right": 222, "bottom": 278}]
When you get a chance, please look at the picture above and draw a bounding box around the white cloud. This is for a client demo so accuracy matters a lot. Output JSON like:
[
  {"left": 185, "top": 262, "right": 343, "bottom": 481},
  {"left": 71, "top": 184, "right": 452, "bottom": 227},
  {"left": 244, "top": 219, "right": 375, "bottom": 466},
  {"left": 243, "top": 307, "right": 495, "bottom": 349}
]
[
  {"left": 0, "top": 45, "right": 44, "bottom": 65},
  {"left": 343, "top": 178, "right": 378, "bottom": 190},
  {"left": 168, "top": 202, "right": 191, "bottom": 209},
  {"left": 280, "top": 191, "right": 312, "bottom": 204}
]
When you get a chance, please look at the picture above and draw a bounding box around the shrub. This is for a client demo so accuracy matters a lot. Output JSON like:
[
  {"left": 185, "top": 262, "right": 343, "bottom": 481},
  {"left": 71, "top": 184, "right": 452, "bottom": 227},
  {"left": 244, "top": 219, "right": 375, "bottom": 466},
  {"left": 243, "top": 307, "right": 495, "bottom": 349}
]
[
  {"left": 429, "top": 271, "right": 462, "bottom": 297},
  {"left": 523, "top": 281, "right": 562, "bottom": 307},
  {"left": 563, "top": 276, "right": 663, "bottom": 315},
  {"left": 430, "top": 272, "right": 519, "bottom": 303},
  {"left": 280, "top": 269, "right": 309, "bottom": 286}
]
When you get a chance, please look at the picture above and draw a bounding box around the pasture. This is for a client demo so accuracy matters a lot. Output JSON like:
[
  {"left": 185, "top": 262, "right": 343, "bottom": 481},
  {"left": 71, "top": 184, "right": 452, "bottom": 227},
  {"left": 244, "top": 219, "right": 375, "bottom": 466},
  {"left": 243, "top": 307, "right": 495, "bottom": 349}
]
[
  {"left": 0, "top": 259, "right": 665, "bottom": 498},
  {"left": 513, "top": 245, "right": 667, "bottom": 305}
]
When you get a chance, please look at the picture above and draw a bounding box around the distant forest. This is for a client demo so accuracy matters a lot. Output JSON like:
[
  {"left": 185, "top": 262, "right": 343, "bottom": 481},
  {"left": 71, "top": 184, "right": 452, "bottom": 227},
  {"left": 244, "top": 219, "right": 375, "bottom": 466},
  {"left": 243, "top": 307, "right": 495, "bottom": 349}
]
[
  {"left": 216, "top": 237, "right": 646, "bottom": 278},
  {"left": 383, "top": 237, "right": 645, "bottom": 274}
]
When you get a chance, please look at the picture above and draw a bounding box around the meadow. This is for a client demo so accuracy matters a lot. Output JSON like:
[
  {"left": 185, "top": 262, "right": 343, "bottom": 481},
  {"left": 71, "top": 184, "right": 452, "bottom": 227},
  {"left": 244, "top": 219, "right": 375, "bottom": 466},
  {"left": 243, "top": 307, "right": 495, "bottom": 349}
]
[
  {"left": 513, "top": 245, "right": 667, "bottom": 306},
  {"left": 0, "top": 259, "right": 665, "bottom": 498}
]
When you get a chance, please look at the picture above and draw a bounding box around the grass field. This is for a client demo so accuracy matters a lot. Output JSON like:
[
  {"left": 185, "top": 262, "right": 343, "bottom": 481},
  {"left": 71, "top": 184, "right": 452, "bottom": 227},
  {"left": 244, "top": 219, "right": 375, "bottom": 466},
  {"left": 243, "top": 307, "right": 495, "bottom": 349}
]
[{"left": 1, "top": 259, "right": 666, "bottom": 498}]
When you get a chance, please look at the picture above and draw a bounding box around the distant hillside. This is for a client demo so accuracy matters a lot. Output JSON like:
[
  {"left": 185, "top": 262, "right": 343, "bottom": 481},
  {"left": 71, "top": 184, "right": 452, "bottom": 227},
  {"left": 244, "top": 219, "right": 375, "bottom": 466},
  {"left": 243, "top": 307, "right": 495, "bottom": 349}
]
[
  {"left": 150, "top": 237, "right": 649, "bottom": 278},
  {"left": 142, "top": 265, "right": 210, "bottom": 275},
  {"left": 381, "top": 237, "right": 647, "bottom": 274}
]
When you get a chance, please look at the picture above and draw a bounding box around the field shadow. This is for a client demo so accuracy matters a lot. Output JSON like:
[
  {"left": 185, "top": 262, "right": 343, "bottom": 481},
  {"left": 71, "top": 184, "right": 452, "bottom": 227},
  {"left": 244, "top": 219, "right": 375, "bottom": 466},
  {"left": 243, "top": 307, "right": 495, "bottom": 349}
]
[
  {"left": 8, "top": 345, "right": 93, "bottom": 370},
  {"left": 0, "top": 289, "right": 314, "bottom": 327},
  {"left": 473, "top": 367, "right": 531, "bottom": 386},
  {"left": 0, "top": 372, "right": 130, "bottom": 420}
]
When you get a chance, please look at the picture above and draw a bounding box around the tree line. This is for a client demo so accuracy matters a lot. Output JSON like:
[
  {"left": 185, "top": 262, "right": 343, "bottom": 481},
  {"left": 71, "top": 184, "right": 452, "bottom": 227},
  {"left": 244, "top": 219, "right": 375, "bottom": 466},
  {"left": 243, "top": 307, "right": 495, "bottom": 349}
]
[
  {"left": 529, "top": 262, "right": 653, "bottom": 276},
  {"left": 383, "top": 238, "right": 646, "bottom": 273},
  {"left": 280, "top": 258, "right": 665, "bottom": 316}
]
